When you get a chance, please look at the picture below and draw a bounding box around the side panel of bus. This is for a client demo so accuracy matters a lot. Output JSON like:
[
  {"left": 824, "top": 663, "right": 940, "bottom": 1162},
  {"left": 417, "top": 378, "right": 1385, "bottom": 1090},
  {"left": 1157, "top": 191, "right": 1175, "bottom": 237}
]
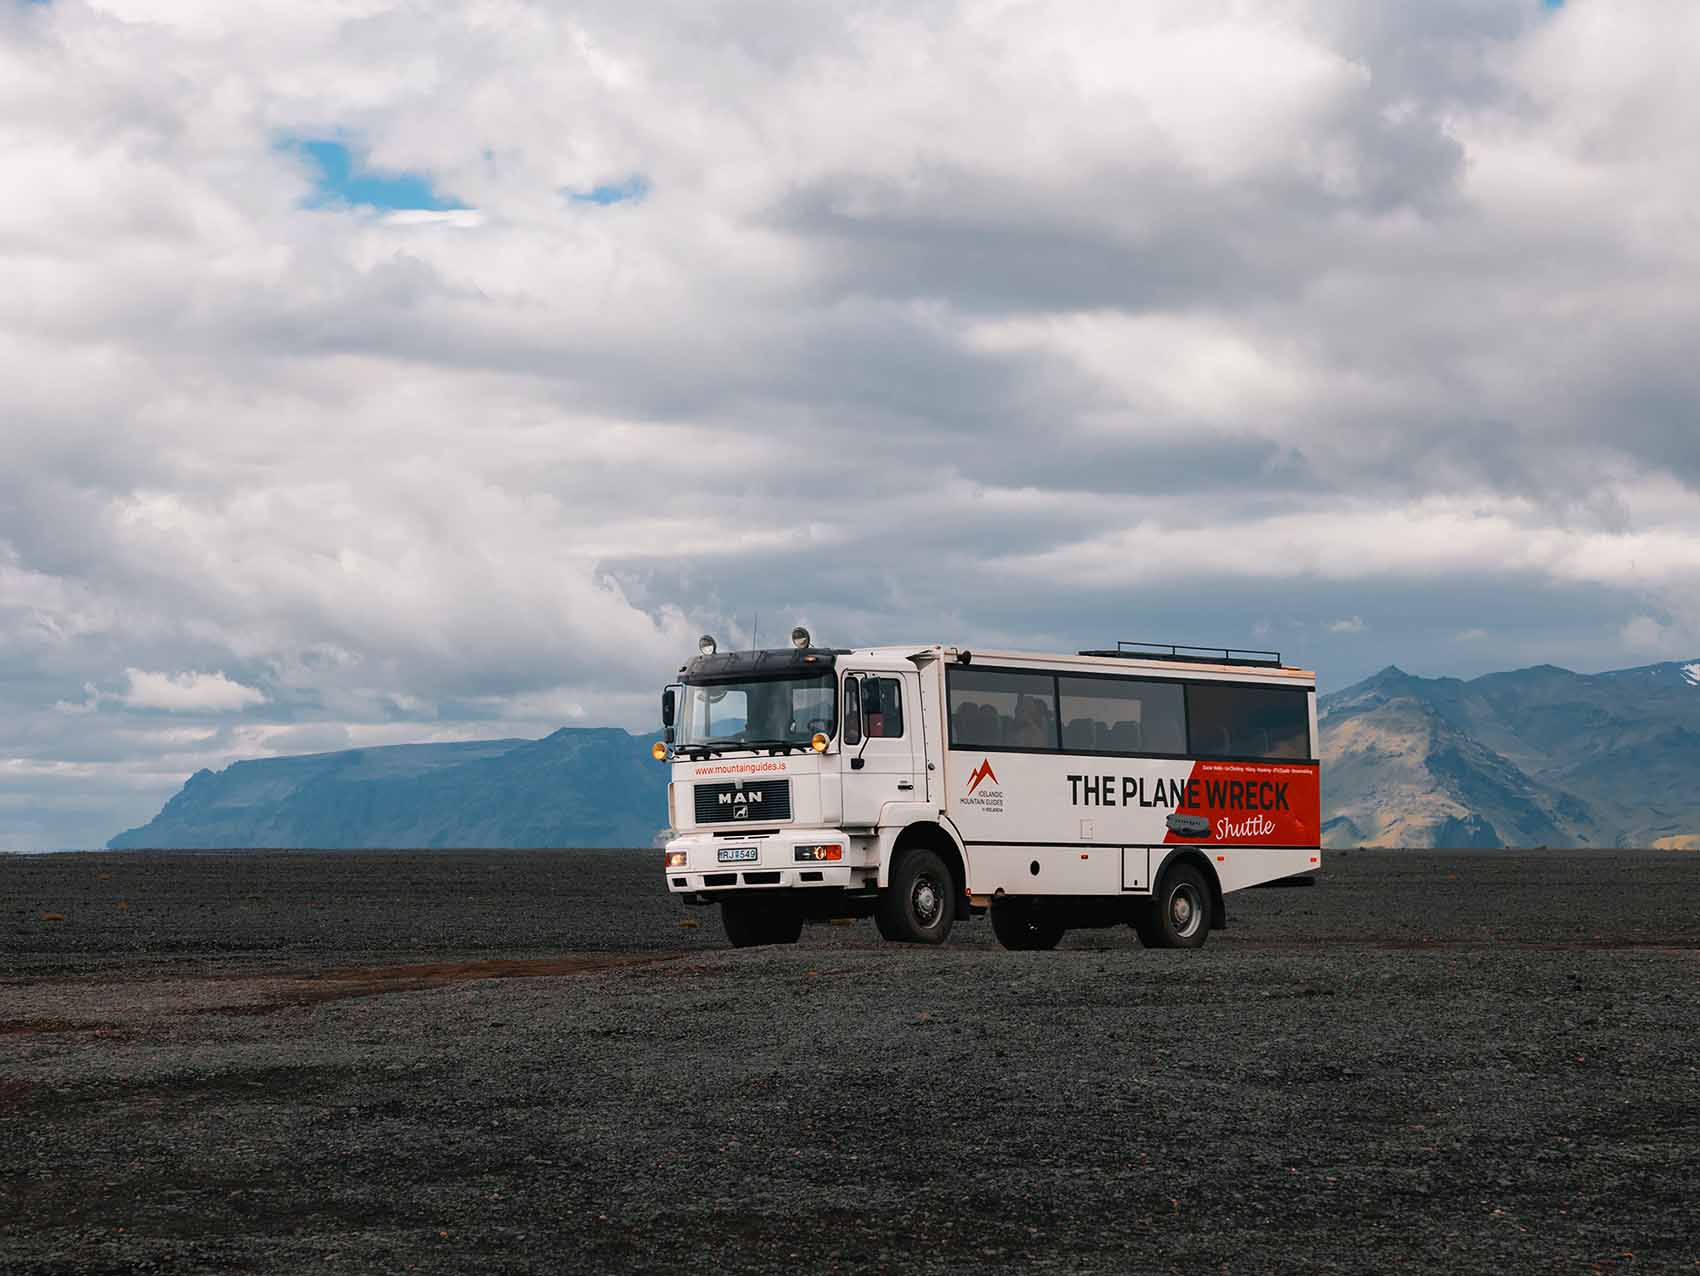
[{"left": 946, "top": 747, "right": 1319, "bottom": 895}]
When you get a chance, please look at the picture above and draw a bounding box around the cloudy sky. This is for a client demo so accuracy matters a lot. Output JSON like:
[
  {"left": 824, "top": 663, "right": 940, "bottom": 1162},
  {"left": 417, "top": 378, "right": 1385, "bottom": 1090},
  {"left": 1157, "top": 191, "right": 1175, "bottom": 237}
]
[{"left": 4, "top": 0, "right": 1699, "bottom": 848}]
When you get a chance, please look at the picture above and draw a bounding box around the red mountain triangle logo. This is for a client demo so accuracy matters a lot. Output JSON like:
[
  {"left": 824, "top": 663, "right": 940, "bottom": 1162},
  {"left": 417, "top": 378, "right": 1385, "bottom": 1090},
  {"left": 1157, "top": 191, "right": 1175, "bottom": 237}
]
[{"left": 966, "top": 758, "right": 999, "bottom": 795}]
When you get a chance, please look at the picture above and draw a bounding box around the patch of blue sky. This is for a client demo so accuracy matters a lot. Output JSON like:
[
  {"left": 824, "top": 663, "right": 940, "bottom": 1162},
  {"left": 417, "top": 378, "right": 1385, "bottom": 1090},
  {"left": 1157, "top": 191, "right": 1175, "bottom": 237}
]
[
  {"left": 283, "top": 137, "right": 466, "bottom": 212},
  {"left": 567, "top": 175, "right": 650, "bottom": 206},
  {"left": 1542, "top": 0, "right": 1563, "bottom": 9}
]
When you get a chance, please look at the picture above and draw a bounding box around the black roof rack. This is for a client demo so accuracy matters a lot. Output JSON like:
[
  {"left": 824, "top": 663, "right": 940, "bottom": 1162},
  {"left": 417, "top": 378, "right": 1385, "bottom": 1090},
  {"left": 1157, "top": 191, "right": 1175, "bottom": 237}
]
[{"left": 1077, "top": 641, "right": 1284, "bottom": 668}]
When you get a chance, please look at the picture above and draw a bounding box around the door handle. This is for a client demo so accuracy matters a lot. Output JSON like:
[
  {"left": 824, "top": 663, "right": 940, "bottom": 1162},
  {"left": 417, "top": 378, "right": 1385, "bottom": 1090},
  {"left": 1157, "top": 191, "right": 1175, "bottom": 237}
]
[{"left": 897, "top": 781, "right": 914, "bottom": 791}]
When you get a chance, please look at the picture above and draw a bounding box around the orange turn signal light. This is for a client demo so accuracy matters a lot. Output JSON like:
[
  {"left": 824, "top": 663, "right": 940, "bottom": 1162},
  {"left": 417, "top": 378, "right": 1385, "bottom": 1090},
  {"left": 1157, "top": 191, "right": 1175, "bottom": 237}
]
[
  {"left": 793, "top": 844, "right": 842, "bottom": 863},
  {"left": 651, "top": 742, "right": 667, "bottom": 761}
]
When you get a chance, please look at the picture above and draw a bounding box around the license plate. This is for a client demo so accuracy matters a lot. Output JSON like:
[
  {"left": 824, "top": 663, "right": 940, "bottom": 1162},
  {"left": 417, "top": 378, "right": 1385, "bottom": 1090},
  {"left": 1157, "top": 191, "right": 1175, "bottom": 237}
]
[{"left": 717, "top": 846, "right": 759, "bottom": 863}]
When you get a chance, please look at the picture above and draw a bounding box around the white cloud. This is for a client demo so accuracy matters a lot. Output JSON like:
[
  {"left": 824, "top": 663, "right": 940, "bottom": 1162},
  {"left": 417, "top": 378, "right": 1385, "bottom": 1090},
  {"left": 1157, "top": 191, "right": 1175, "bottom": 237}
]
[
  {"left": 1327, "top": 617, "right": 1366, "bottom": 635},
  {"left": 986, "top": 496, "right": 1700, "bottom": 595},
  {"left": 121, "top": 669, "right": 269, "bottom": 713}
]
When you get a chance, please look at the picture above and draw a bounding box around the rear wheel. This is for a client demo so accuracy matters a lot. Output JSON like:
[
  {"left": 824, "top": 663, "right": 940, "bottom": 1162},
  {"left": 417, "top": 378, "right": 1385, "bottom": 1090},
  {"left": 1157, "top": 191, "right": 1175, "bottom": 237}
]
[
  {"left": 989, "top": 898, "right": 1066, "bottom": 951},
  {"left": 721, "top": 898, "right": 804, "bottom": 948},
  {"left": 875, "top": 847, "right": 956, "bottom": 944},
  {"left": 1133, "top": 863, "right": 1211, "bottom": 950}
]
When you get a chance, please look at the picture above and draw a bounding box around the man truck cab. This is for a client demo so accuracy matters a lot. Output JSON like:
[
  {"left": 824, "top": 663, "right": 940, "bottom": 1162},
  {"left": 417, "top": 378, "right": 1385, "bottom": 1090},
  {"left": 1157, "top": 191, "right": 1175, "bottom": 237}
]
[{"left": 657, "top": 630, "right": 1320, "bottom": 952}]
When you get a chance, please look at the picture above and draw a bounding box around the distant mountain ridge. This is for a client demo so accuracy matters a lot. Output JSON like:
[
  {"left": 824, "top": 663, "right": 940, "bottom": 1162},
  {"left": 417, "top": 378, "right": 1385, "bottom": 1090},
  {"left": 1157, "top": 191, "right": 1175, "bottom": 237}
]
[
  {"left": 1320, "top": 659, "right": 1700, "bottom": 850},
  {"left": 108, "top": 728, "right": 667, "bottom": 850}
]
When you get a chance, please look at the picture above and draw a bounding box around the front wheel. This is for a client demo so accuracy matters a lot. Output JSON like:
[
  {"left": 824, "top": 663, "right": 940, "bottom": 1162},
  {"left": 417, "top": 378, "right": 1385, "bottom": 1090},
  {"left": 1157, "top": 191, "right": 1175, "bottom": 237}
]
[
  {"left": 721, "top": 898, "right": 804, "bottom": 948},
  {"left": 875, "top": 848, "right": 956, "bottom": 944},
  {"left": 1132, "top": 864, "right": 1212, "bottom": 950},
  {"left": 989, "top": 898, "right": 1066, "bottom": 951}
]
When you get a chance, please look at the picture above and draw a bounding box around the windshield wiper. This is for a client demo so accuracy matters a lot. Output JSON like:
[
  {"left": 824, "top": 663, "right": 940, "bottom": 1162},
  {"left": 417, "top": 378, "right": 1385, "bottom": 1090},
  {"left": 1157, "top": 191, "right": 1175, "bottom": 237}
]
[{"left": 729, "top": 738, "right": 810, "bottom": 755}]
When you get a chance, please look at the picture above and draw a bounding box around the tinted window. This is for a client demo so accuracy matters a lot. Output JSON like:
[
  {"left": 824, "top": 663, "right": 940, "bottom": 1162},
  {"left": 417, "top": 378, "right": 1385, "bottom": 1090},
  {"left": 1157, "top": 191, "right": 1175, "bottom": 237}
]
[
  {"left": 949, "top": 669, "right": 1057, "bottom": 750},
  {"left": 1186, "top": 684, "right": 1311, "bottom": 759},
  {"left": 863, "top": 677, "right": 904, "bottom": 738},
  {"left": 1058, "top": 677, "right": 1186, "bottom": 754},
  {"left": 842, "top": 678, "right": 862, "bottom": 746}
]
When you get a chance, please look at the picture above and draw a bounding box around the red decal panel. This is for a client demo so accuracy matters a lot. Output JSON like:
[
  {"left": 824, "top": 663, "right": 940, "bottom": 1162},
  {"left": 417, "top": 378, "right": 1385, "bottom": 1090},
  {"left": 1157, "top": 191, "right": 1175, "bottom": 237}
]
[{"left": 1162, "top": 760, "right": 1319, "bottom": 847}]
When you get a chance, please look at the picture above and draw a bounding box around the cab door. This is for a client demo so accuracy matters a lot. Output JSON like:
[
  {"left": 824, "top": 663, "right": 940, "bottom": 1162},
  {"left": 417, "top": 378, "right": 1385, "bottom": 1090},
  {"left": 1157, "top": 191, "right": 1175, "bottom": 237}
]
[{"left": 839, "top": 672, "right": 922, "bottom": 828}]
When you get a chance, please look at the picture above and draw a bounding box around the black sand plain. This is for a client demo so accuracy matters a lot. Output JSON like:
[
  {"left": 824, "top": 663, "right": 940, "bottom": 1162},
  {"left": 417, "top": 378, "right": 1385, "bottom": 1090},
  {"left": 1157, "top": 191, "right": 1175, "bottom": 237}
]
[{"left": 3, "top": 848, "right": 1698, "bottom": 1274}]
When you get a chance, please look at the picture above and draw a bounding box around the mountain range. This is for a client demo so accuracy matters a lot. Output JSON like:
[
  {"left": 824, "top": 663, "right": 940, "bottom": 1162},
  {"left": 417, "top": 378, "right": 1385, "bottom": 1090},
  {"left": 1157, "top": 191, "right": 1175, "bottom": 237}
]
[
  {"left": 108, "top": 659, "right": 1700, "bottom": 850},
  {"left": 1319, "top": 659, "right": 1700, "bottom": 850},
  {"left": 107, "top": 728, "right": 667, "bottom": 850}
]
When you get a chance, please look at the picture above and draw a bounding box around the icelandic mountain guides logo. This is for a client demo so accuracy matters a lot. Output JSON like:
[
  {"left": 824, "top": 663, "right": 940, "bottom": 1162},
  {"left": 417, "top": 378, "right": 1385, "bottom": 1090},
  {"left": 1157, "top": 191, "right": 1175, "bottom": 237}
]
[{"left": 962, "top": 758, "right": 1004, "bottom": 813}]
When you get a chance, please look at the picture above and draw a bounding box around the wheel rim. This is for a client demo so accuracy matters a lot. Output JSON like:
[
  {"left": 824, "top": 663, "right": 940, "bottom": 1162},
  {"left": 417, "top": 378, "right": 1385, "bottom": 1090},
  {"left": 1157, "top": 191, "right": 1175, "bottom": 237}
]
[
  {"left": 912, "top": 874, "right": 943, "bottom": 929},
  {"left": 1169, "top": 883, "right": 1202, "bottom": 939}
]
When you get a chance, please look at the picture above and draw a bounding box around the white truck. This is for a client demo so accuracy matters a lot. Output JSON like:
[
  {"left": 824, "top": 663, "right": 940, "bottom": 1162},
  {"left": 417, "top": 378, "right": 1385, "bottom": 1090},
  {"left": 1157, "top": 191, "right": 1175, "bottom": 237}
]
[{"left": 656, "top": 630, "right": 1320, "bottom": 951}]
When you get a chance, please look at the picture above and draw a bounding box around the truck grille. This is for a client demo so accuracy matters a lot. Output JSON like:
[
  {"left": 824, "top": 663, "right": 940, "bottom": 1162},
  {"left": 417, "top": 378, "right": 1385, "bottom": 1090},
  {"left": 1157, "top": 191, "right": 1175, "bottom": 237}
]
[{"left": 693, "top": 779, "right": 791, "bottom": 825}]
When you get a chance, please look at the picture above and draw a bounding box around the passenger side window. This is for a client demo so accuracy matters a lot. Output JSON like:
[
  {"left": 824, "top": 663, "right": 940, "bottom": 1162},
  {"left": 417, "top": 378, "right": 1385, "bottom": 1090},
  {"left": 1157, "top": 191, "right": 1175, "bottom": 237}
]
[
  {"left": 843, "top": 678, "right": 862, "bottom": 747},
  {"left": 1058, "top": 677, "right": 1186, "bottom": 754},
  {"left": 948, "top": 669, "right": 1057, "bottom": 749},
  {"left": 862, "top": 677, "right": 905, "bottom": 738}
]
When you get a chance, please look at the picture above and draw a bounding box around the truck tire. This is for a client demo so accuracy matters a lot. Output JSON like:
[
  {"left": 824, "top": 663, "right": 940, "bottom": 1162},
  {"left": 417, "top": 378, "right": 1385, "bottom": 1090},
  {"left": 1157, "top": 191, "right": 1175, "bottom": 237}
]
[
  {"left": 721, "top": 898, "right": 803, "bottom": 948},
  {"left": 989, "top": 898, "right": 1066, "bottom": 951},
  {"left": 875, "top": 847, "right": 955, "bottom": 945},
  {"left": 1133, "top": 863, "right": 1211, "bottom": 950}
]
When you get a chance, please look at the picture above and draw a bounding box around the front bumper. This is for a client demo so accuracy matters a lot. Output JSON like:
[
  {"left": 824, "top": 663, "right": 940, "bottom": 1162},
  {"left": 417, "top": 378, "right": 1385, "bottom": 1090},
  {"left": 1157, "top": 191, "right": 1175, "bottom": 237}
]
[{"left": 663, "top": 828, "right": 862, "bottom": 894}]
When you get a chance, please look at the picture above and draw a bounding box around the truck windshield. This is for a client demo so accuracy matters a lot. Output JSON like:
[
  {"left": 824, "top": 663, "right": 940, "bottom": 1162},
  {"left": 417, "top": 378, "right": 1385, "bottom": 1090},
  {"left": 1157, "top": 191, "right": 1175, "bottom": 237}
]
[{"left": 677, "top": 675, "right": 837, "bottom": 751}]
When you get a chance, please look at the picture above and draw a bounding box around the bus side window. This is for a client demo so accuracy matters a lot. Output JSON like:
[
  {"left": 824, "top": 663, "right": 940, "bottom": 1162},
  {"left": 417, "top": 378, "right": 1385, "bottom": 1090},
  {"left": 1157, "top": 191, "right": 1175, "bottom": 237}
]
[
  {"left": 1187, "top": 684, "right": 1310, "bottom": 759},
  {"left": 947, "top": 669, "right": 1058, "bottom": 750},
  {"left": 1059, "top": 677, "right": 1183, "bottom": 754}
]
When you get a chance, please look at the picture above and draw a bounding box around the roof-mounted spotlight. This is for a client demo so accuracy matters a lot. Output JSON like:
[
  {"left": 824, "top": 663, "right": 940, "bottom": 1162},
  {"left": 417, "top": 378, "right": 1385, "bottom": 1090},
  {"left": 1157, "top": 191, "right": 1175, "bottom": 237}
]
[
  {"left": 699, "top": 634, "right": 717, "bottom": 656},
  {"left": 791, "top": 626, "right": 811, "bottom": 650}
]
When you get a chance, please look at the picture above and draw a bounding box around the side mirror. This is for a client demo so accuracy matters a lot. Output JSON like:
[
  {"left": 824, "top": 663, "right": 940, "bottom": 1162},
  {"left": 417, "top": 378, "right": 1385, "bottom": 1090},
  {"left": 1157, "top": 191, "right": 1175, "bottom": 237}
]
[
  {"left": 842, "top": 677, "right": 862, "bottom": 748},
  {"left": 661, "top": 686, "right": 677, "bottom": 728}
]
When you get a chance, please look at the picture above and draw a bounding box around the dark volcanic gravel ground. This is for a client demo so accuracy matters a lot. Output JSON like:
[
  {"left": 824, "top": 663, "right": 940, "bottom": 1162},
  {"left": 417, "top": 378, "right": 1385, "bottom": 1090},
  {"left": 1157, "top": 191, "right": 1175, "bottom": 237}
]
[{"left": 3, "top": 849, "right": 1698, "bottom": 1274}]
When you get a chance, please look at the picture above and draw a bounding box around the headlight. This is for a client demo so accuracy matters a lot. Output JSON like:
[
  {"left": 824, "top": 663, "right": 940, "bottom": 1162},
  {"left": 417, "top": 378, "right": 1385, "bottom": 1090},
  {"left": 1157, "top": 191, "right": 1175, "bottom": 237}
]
[
  {"left": 793, "top": 844, "right": 842, "bottom": 862},
  {"left": 664, "top": 850, "right": 687, "bottom": 868}
]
